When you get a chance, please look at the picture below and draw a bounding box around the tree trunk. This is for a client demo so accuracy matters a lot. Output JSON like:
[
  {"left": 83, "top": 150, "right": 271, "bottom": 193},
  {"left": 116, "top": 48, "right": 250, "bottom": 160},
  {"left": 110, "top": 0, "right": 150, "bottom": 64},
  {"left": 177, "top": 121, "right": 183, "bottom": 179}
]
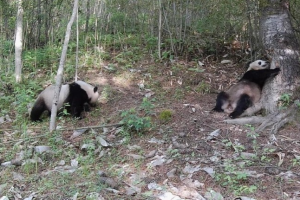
[
  {"left": 15, "top": 0, "right": 23, "bottom": 83},
  {"left": 260, "top": 0, "right": 300, "bottom": 113},
  {"left": 158, "top": 0, "right": 162, "bottom": 59},
  {"left": 36, "top": 0, "right": 42, "bottom": 47},
  {"left": 49, "top": 0, "right": 79, "bottom": 132},
  {"left": 85, "top": 0, "right": 90, "bottom": 34},
  {"left": 225, "top": 0, "right": 300, "bottom": 133}
]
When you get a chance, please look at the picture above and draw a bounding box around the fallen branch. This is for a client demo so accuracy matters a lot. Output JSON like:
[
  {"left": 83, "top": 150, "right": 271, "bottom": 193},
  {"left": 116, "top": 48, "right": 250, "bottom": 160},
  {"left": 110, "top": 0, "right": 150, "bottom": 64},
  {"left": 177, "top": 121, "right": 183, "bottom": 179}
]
[
  {"left": 0, "top": 123, "right": 123, "bottom": 134},
  {"left": 59, "top": 123, "right": 123, "bottom": 131}
]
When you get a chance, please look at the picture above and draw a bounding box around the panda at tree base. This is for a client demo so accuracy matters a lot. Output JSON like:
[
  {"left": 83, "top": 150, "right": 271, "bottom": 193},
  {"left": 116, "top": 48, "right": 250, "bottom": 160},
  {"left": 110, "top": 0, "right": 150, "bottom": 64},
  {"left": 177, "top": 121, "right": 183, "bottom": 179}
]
[
  {"left": 213, "top": 60, "right": 280, "bottom": 119},
  {"left": 30, "top": 81, "right": 99, "bottom": 121}
]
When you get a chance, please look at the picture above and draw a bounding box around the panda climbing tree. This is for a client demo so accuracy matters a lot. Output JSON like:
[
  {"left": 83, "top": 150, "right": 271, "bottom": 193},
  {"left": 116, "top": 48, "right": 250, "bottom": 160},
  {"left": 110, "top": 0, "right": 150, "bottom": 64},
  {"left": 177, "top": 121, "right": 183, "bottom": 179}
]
[
  {"left": 213, "top": 60, "right": 280, "bottom": 119},
  {"left": 225, "top": 0, "right": 300, "bottom": 134}
]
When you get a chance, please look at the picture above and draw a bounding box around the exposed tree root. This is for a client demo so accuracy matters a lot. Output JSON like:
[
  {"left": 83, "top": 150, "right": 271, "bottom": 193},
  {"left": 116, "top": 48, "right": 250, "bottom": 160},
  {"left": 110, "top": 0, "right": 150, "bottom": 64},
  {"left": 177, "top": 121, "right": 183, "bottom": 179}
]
[
  {"left": 240, "top": 103, "right": 262, "bottom": 117},
  {"left": 224, "top": 101, "right": 299, "bottom": 134},
  {"left": 224, "top": 116, "right": 265, "bottom": 125}
]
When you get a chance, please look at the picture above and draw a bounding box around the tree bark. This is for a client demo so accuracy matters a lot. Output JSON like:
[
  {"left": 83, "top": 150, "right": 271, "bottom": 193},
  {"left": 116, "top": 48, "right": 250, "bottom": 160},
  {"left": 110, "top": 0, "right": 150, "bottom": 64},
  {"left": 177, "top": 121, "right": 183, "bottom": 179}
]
[
  {"left": 49, "top": 0, "right": 79, "bottom": 132},
  {"left": 260, "top": 0, "right": 300, "bottom": 113},
  {"left": 15, "top": 0, "right": 23, "bottom": 83}
]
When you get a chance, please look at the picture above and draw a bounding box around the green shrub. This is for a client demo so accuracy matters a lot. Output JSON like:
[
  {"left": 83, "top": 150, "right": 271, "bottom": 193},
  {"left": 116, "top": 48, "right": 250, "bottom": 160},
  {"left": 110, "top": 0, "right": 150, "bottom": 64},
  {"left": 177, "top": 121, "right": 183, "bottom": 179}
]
[{"left": 120, "top": 108, "right": 152, "bottom": 135}]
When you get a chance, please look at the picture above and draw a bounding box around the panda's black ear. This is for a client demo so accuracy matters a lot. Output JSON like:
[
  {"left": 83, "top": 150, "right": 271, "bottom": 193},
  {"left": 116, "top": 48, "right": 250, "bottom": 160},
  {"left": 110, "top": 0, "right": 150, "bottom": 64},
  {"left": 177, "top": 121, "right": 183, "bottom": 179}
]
[
  {"left": 94, "top": 86, "right": 98, "bottom": 93},
  {"left": 258, "top": 61, "right": 261, "bottom": 65}
]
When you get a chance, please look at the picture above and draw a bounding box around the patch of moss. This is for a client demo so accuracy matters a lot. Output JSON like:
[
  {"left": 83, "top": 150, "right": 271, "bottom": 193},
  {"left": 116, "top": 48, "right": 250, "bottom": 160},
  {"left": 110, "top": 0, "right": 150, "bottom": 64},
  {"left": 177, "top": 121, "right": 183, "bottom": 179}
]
[{"left": 159, "top": 110, "right": 172, "bottom": 123}]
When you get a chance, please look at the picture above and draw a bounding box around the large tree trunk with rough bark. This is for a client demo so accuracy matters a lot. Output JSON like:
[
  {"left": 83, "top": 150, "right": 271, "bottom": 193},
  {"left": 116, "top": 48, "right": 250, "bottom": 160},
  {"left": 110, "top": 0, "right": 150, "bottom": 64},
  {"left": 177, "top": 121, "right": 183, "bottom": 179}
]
[
  {"left": 226, "top": 0, "right": 300, "bottom": 134},
  {"left": 260, "top": 0, "right": 300, "bottom": 113}
]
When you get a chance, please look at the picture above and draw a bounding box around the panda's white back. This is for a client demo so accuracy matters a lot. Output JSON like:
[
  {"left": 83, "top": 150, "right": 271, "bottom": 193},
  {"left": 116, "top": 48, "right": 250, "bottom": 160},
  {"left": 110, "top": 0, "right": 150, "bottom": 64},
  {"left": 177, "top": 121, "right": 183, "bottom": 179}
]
[{"left": 40, "top": 84, "right": 70, "bottom": 110}]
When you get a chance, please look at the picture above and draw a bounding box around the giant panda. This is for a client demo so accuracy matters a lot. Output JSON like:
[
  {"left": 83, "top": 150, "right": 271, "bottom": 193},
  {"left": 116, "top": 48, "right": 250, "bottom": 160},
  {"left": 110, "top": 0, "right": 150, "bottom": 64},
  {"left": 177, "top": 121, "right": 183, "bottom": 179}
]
[
  {"left": 30, "top": 81, "right": 99, "bottom": 121},
  {"left": 213, "top": 60, "right": 280, "bottom": 118}
]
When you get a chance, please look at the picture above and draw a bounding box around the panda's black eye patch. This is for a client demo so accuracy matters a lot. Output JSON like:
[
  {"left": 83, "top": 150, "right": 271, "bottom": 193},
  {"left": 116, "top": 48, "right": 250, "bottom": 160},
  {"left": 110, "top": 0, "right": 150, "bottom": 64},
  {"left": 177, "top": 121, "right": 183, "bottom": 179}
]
[{"left": 258, "top": 61, "right": 261, "bottom": 65}]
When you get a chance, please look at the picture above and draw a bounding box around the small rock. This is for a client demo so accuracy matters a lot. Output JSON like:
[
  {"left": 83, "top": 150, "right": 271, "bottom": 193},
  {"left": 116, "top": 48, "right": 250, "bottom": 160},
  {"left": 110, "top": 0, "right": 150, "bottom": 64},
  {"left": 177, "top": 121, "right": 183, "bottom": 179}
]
[
  {"left": 99, "top": 177, "right": 119, "bottom": 189},
  {"left": 57, "top": 160, "right": 65, "bottom": 166},
  {"left": 34, "top": 146, "right": 51, "bottom": 153},
  {"left": 127, "top": 145, "right": 141, "bottom": 150},
  {"left": 240, "top": 152, "right": 256, "bottom": 159},
  {"left": 236, "top": 197, "right": 256, "bottom": 200},
  {"left": 71, "top": 159, "right": 78, "bottom": 167},
  {"left": 5, "top": 115, "right": 12, "bottom": 122},
  {"left": 98, "top": 170, "right": 107, "bottom": 177},
  {"left": 209, "top": 156, "right": 219, "bottom": 163},
  {"left": 182, "top": 163, "right": 201, "bottom": 174},
  {"left": 147, "top": 155, "right": 166, "bottom": 167},
  {"left": 125, "top": 186, "right": 138, "bottom": 196},
  {"left": 81, "top": 143, "right": 95, "bottom": 150},
  {"left": 145, "top": 150, "right": 156, "bottom": 158},
  {"left": 178, "top": 132, "right": 186, "bottom": 137},
  {"left": 1, "top": 161, "right": 12, "bottom": 167},
  {"left": 205, "top": 189, "right": 224, "bottom": 200},
  {"left": 202, "top": 167, "right": 215, "bottom": 178},
  {"left": 221, "top": 60, "right": 232, "bottom": 64},
  {"left": 148, "top": 182, "right": 163, "bottom": 190},
  {"left": 158, "top": 192, "right": 181, "bottom": 200},
  {"left": 0, "top": 117, "right": 4, "bottom": 124},
  {"left": 167, "top": 168, "right": 177, "bottom": 178},
  {"left": 13, "top": 172, "right": 24, "bottom": 181},
  {"left": 0, "top": 183, "right": 8, "bottom": 195},
  {"left": 128, "top": 154, "right": 144, "bottom": 160},
  {"left": 96, "top": 136, "right": 110, "bottom": 147},
  {"left": 265, "top": 167, "right": 281, "bottom": 175},
  {"left": 206, "top": 129, "right": 221, "bottom": 141}
]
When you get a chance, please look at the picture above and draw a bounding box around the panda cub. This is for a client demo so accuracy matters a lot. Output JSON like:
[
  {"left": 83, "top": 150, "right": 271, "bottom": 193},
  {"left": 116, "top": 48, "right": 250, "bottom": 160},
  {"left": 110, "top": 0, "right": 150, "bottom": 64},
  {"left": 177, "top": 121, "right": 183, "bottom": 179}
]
[
  {"left": 213, "top": 60, "right": 280, "bottom": 118},
  {"left": 30, "top": 81, "right": 99, "bottom": 121}
]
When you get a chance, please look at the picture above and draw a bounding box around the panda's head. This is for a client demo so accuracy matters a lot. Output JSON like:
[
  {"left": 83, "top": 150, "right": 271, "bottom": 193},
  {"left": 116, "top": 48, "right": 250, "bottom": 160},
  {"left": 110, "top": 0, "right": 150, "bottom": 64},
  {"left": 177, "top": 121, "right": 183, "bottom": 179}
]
[
  {"left": 246, "top": 60, "right": 269, "bottom": 71},
  {"left": 76, "top": 81, "right": 100, "bottom": 104}
]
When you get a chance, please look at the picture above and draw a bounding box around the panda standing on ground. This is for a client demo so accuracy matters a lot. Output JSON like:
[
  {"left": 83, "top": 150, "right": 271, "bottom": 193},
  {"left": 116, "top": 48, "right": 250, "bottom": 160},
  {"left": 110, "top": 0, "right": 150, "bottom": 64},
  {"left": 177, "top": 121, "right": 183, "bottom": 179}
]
[
  {"left": 213, "top": 60, "right": 280, "bottom": 119},
  {"left": 30, "top": 81, "right": 99, "bottom": 121}
]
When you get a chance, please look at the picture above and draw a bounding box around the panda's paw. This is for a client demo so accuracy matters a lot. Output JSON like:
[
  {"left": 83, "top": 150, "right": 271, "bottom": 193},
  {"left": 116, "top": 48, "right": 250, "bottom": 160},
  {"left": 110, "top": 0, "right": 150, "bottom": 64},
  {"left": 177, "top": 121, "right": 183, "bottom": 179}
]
[
  {"left": 212, "top": 107, "right": 224, "bottom": 112},
  {"left": 229, "top": 113, "right": 238, "bottom": 119}
]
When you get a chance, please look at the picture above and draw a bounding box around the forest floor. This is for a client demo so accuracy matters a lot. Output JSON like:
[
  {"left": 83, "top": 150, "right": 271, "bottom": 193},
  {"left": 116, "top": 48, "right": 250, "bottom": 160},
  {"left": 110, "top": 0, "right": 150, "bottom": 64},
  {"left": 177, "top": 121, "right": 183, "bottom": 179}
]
[{"left": 1, "top": 54, "right": 300, "bottom": 200}]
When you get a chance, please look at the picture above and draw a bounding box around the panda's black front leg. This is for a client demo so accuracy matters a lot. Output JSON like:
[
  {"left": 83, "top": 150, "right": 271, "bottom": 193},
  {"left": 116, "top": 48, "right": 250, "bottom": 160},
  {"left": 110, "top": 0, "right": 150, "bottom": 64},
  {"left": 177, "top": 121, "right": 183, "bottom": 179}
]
[
  {"left": 229, "top": 94, "right": 252, "bottom": 118},
  {"left": 213, "top": 91, "right": 228, "bottom": 112},
  {"left": 70, "top": 99, "right": 84, "bottom": 119},
  {"left": 83, "top": 103, "right": 91, "bottom": 112}
]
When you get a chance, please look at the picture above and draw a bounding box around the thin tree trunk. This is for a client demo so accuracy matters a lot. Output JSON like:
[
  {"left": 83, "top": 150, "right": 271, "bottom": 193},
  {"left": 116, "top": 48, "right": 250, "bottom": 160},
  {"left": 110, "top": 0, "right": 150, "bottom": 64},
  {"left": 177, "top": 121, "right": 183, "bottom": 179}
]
[
  {"left": 15, "top": 0, "right": 23, "bottom": 83},
  {"left": 75, "top": 6, "right": 79, "bottom": 81},
  {"left": 85, "top": 0, "right": 90, "bottom": 34},
  {"left": 49, "top": 0, "right": 79, "bottom": 132},
  {"left": 158, "top": 0, "right": 162, "bottom": 59},
  {"left": 36, "top": 0, "right": 41, "bottom": 47}
]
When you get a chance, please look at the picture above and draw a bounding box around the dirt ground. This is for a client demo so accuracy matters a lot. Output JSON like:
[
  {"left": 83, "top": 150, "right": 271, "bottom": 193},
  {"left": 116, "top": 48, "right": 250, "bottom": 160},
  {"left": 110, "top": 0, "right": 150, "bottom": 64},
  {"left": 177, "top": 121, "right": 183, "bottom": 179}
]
[
  {"left": 76, "top": 57, "right": 300, "bottom": 199},
  {"left": 1, "top": 56, "right": 300, "bottom": 200}
]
